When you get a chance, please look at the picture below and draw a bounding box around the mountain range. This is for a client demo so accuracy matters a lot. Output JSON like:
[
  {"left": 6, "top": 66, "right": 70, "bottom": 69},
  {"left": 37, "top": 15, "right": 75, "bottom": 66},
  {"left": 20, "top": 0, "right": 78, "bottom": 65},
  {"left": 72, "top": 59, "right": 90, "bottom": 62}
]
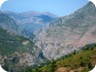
[
  {"left": 0, "top": 2, "right": 96, "bottom": 72},
  {"left": 4, "top": 11, "right": 57, "bottom": 38}
]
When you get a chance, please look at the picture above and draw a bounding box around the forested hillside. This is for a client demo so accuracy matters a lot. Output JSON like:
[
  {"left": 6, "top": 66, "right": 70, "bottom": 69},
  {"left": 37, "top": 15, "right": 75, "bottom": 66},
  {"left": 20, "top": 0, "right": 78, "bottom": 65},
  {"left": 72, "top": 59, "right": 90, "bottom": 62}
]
[{"left": 26, "top": 44, "right": 96, "bottom": 72}]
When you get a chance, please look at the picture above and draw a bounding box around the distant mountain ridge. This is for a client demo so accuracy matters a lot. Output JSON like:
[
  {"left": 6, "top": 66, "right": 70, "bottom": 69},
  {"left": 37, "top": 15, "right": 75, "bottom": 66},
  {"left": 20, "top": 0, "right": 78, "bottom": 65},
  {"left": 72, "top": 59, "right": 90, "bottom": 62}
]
[{"left": 4, "top": 11, "right": 57, "bottom": 38}]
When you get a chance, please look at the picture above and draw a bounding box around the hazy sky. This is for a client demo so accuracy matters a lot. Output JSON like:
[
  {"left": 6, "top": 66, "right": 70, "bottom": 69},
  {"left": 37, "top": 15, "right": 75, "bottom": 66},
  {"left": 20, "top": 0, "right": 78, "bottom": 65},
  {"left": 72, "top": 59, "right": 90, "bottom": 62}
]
[{"left": 1, "top": 0, "right": 89, "bottom": 16}]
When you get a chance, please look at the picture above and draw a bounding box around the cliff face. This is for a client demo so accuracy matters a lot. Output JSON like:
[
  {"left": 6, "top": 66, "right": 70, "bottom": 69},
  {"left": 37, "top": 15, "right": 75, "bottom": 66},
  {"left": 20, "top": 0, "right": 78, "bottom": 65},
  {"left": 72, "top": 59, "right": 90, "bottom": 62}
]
[{"left": 35, "top": 2, "right": 96, "bottom": 60}]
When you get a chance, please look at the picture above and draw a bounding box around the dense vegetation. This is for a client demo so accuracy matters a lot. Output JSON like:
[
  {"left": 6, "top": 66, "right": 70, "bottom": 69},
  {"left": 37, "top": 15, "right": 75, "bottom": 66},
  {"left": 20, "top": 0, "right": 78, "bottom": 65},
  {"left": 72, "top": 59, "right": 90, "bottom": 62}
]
[{"left": 26, "top": 44, "right": 96, "bottom": 72}]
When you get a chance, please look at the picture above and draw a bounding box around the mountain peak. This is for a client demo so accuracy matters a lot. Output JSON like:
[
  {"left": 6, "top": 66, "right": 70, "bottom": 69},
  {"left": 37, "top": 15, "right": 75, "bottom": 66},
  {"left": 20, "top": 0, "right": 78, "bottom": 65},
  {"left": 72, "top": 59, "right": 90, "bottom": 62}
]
[{"left": 74, "top": 2, "right": 96, "bottom": 15}]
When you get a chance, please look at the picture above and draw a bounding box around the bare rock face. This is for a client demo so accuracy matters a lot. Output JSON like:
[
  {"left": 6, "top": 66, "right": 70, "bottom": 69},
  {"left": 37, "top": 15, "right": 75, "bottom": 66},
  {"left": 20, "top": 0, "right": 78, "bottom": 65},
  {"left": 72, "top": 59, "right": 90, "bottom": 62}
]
[{"left": 35, "top": 2, "right": 96, "bottom": 60}]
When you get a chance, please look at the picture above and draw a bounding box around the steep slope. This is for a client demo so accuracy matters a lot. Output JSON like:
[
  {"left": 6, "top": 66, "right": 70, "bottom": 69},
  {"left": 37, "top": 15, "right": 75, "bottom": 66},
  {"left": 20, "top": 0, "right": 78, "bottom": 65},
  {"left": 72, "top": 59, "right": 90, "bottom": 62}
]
[
  {"left": 35, "top": 2, "right": 96, "bottom": 60},
  {"left": 0, "top": 11, "right": 18, "bottom": 33},
  {"left": 26, "top": 43, "right": 96, "bottom": 72},
  {"left": 0, "top": 27, "right": 40, "bottom": 72},
  {"left": 0, "top": 11, "right": 48, "bottom": 72},
  {"left": 5, "top": 11, "right": 57, "bottom": 38}
]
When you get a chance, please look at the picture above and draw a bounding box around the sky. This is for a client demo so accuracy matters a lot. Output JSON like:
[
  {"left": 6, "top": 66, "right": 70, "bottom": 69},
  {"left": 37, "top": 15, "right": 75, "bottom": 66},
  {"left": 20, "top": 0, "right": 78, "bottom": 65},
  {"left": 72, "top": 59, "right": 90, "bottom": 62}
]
[{"left": 1, "top": 0, "right": 89, "bottom": 16}]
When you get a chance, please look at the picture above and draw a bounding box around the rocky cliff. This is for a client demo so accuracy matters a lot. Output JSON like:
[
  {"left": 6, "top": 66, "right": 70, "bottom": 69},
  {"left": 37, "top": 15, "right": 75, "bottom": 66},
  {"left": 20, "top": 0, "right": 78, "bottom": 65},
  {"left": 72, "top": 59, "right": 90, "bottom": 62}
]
[{"left": 35, "top": 2, "right": 96, "bottom": 60}]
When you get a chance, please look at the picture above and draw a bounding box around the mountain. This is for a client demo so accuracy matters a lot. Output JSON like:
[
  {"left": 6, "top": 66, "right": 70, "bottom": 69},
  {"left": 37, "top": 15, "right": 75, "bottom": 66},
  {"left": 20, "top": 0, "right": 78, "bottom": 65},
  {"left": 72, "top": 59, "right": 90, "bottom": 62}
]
[
  {"left": 0, "top": 12, "right": 48, "bottom": 71},
  {"left": 35, "top": 2, "right": 96, "bottom": 60},
  {"left": 0, "top": 11, "right": 18, "bottom": 33},
  {"left": 0, "top": 27, "right": 48, "bottom": 72},
  {"left": 0, "top": 27, "right": 33, "bottom": 71},
  {"left": 1, "top": 2, "right": 96, "bottom": 72},
  {"left": 5, "top": 11, "right": 57, "bottom": 38}
]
